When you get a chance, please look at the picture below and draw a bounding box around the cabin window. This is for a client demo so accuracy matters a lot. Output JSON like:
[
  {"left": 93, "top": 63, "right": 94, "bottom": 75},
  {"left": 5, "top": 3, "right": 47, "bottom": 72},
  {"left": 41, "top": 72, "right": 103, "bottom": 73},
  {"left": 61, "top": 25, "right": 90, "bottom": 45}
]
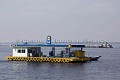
[
  {"left": 17, "top": 49, "right": 26, "bottom": 53},
  {"left": 18, "top": 50, "right": 21, "bottom": 53},
  {"left": 22, "top": 50, "right": 25, "bottom": 53}
]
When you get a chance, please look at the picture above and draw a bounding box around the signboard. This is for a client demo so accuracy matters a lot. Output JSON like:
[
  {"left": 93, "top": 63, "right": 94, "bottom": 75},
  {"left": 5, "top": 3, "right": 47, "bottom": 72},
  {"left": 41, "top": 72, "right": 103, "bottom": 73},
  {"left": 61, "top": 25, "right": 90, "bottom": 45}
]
[{"left": 46, "top": 36, "right": 51, "bottom": 44}]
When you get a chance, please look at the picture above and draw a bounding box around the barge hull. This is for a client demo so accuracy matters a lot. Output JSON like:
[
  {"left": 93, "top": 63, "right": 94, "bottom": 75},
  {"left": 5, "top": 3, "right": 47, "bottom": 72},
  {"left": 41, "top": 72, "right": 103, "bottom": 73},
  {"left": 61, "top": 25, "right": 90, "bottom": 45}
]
[{"left": 6, "top": 56, "right": 91, "bottom": 63}]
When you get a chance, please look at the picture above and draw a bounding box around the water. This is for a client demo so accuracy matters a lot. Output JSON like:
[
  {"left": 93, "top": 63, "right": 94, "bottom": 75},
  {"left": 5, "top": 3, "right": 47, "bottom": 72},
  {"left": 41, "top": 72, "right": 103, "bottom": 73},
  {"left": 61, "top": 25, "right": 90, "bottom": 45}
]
[{"left": 0, "top": 44, "right": 120, "bottom": 80}]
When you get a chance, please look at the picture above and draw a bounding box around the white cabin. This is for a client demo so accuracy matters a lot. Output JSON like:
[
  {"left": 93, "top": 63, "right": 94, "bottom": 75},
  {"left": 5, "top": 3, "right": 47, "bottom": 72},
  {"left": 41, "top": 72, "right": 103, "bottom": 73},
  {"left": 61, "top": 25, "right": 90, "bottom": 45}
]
[
  {"left": 13, "top": 48, "right": 28, "bottom": 57},
  {"left": 12, "top": 46, "right": 42, "bottom": 57}
]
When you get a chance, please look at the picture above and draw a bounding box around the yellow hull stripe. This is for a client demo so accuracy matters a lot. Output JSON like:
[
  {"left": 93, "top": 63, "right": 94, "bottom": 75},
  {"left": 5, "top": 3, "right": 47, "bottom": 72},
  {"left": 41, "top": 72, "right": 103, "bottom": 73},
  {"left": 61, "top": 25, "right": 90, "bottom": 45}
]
[{"left": 6, "top": 56, "right": 90, "bottom": 63}]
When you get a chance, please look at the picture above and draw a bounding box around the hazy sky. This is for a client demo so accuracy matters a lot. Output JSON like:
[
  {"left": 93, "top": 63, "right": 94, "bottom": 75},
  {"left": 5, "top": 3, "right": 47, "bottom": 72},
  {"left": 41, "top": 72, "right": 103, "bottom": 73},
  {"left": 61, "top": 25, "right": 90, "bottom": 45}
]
[{"left": 0, "top": 0, "right": 120, "bottom": 42}]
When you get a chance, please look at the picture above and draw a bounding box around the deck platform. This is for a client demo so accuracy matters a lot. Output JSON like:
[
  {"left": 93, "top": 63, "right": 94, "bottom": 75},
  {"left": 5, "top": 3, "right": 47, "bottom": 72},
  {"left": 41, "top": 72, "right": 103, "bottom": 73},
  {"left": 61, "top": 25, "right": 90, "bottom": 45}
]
[{"left": 6, "top": 56, "right": 91, "bottom": 63}]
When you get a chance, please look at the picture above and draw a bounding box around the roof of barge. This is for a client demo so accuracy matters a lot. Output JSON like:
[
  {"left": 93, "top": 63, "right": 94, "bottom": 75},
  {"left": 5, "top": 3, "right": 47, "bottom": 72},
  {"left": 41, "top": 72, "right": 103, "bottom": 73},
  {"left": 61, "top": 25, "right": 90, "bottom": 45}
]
[{"left": 11, "top": 43, "right": 85, "bottom": 48}]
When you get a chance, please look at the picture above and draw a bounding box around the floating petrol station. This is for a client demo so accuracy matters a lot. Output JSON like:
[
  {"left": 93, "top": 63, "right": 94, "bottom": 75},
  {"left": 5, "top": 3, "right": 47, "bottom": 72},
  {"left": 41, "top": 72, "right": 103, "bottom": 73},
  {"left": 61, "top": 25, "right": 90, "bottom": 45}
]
[{"left": 6, "top": 36, "right": 101, "bottom": 63}]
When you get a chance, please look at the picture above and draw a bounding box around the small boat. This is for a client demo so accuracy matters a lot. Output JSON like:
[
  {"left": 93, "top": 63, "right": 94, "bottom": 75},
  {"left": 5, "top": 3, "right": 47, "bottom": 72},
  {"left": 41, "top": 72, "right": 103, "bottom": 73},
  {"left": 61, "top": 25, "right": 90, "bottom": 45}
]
[{"left": 99, "top": 42, "right": 113, "bottom": 48}]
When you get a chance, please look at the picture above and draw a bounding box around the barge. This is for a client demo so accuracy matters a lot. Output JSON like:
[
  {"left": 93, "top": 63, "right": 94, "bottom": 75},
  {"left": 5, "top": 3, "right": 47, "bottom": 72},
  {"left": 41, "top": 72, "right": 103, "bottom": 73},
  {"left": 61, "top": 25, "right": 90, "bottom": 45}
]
[{"left": 6, "top": 36, "right": 101, "bottom": 63}]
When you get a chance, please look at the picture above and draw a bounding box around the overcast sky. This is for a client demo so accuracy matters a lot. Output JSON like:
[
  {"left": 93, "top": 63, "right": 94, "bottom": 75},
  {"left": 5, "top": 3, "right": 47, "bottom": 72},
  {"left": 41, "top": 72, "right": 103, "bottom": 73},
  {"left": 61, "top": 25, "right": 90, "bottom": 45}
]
[{"left": 0, "top": 0, "right": 120, "bottom": 42}]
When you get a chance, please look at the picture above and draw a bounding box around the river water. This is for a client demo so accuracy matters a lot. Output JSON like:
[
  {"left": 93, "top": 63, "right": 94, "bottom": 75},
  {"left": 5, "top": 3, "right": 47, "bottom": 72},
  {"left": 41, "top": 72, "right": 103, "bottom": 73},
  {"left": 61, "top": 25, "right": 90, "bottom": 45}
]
[{"left": 0, "top": 44, "right": 120, "bottom": 80}]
